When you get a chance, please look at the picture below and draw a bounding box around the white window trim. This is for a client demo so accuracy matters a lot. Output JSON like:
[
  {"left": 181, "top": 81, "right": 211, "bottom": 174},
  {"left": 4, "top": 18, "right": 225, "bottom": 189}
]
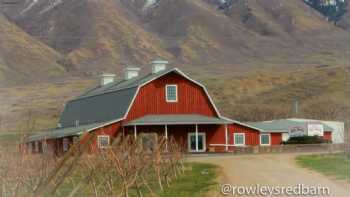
[
  {"left": 98, "top": 135, "right": 110, "bottom": 149},
  {"left": 187, "top": 132, "right": 206, "bottom": 152},
  {"left": 165, "top": 84, "right": 178, "bottom": 103},
  {"left": 260, "top": 134, "right": 271, "bottom": 146},
  {"left": 233, "top": 133, "right": 246, "bottom": 146}
]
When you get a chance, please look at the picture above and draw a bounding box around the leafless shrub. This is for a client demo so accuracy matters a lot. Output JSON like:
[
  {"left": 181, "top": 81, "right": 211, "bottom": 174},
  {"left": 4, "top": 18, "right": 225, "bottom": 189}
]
[
  {"left": 53, "top": 134, "right": 184, "bottom": 196},
  {"left": 1, "top": 132, "right": 185, "bottom": 197},
  {"left": 300, "top": 97, "right": 349, "bottom": 120},
  {"left": 0, "top": 148, "right": 57, "bottom": 197}
]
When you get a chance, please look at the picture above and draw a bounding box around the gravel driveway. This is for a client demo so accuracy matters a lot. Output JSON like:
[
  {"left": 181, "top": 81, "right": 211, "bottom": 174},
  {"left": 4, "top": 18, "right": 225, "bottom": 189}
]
[{"left": 188, "top": 153, "right": 350, "bottom": 197}]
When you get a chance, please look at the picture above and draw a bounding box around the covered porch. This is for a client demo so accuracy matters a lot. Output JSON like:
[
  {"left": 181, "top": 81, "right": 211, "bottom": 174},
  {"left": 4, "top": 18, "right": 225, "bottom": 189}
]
[{"left": 123, "top": 114, "right": 232, "bottom": 152}]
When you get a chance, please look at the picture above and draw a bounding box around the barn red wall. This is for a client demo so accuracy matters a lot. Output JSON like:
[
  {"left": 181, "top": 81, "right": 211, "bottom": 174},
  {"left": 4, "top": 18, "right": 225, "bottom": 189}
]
[
  {"left": 125, "top": 72, "right": 218, "bottom": 121},
  {"left": 271, "top": 133, "right": 282, "bottom": 145},
  {"left": 323, "top": 131, "right": 332, "bottom": 141},
  {"left": 83, "top": 122, "right": 122, "bottom": 153},
  {"left": 229, "top": 124, "right": 260, "bottom": 146}
]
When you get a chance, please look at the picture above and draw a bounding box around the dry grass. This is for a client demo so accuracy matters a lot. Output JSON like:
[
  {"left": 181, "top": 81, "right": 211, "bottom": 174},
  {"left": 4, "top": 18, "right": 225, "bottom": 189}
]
[
  {"left": 0, "top": 78, "right": 95, "bottom": 136},
  {"left": 203, "top": 65, "right": 350, "bottom": 122}
]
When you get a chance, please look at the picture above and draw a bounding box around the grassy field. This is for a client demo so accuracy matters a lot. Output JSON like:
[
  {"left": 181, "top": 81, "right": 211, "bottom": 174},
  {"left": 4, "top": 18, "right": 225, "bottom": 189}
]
[
  {"left": 55, "top": 162, "right": 219, "bottom": 197},
  {"left": 159, "top": 163, "right": 218, "bottom": 197},
  {"left": 296, "top": 153, "right": 350, "bottom": 180}
]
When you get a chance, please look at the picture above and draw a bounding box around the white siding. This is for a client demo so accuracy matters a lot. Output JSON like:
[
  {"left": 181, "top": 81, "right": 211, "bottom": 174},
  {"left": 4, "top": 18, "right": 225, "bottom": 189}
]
[
  {"left": 282, "top": 133, "right": 290, "bottom": 142},
  {"left": 289, "top": 118, "right": 345, "bottom": 144}
]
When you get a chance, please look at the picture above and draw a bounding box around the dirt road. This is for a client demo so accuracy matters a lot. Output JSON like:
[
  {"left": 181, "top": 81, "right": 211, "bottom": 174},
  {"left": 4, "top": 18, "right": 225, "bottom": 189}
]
[{"left": 188, "top": 153, "right": 350, "bottom": 197}]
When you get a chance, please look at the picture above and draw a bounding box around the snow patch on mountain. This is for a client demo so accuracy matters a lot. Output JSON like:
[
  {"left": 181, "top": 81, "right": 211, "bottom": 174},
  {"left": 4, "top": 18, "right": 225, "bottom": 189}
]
[
  {"left": 39, "top": 0, "right": 63, "bottom": 15},
  {"left": 143, "top": 0, "right": 159, "bottom": 10},
  {"left": 20, "top": 0, "right": 39, "bottom": 15}
]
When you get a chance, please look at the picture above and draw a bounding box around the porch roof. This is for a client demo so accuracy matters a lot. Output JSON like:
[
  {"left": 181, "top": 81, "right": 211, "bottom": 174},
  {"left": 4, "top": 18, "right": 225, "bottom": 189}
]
[
  {"left": 246, "top": 119, "right": 334, "bottom": 133},
  {"left": 26, "top": 122, "right": 107, "bottom": 143},
  {"left": 123, "top": 114, "right": 232, "bottom": 126}
]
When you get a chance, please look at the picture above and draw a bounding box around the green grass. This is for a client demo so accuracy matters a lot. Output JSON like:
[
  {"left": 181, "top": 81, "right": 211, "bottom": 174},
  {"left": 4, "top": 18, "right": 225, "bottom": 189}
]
[
  {"left": 159, "top": 163, "right": 218, "bottom": 197},
  {"left": 296, "top": 153, "right": 350, "bottom": 180}
]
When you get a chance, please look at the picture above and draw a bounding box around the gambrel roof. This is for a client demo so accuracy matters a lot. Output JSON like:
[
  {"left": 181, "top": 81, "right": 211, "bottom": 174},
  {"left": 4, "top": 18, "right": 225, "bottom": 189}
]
[{"left": 59, "top": 68, "right": 221, "bottom": 128}]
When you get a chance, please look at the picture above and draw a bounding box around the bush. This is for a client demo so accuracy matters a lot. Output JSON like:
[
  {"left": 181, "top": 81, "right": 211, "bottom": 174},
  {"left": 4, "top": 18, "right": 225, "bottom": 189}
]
[{"left": 284, "top": 136, "right": 331, "bottom": 144}]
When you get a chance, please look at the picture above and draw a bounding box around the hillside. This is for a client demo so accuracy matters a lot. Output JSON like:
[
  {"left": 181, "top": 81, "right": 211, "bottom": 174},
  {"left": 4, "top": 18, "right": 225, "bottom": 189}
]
[
  {"left": 1, "top": 0, "right": 350, "bottom": 84},
  {"left": 0, "top": 65, "right": 349, "bottom": 135},
  {"left": 0, "top": 14, "right": 64, "bottom": 86},
  {"left": 204, "top": 65, "right": 350, "bottom": 121}
]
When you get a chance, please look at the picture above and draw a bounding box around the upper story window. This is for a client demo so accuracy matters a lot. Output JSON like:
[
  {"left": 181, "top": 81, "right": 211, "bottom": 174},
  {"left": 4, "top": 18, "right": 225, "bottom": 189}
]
[{"left": 166, "top": 84, "right": 178, "bottom": 103}]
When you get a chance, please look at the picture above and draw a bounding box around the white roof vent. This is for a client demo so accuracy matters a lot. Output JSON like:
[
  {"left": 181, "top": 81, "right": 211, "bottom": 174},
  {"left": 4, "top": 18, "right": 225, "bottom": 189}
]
[
  {"left": 100, "top": 73, "right": 116, "bottom": 86},
  {"left": 151, "top": 59, "right": 169, "bottom": 74},
  {"left": 124, "top": 67, "right": 140, "bottom": 80},
  {"left": 75, "top": 120, "right": 80, "bottom": 127}
]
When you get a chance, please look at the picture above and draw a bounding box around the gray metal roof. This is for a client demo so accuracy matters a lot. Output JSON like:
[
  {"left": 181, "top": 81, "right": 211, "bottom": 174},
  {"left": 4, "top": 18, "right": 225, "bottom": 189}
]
[
  {"left": 77, "top": 68, "right": 176, "bottom": 99},
  {"left": 59, "top": 68, "right": 178, "bottom": 128},
  {"left": 124, "top": 114, "right": 232, "bottom": 126},
  {"left": 26, "top": 122, "right": 107, "bottom": 142},
  {"left": 247, "top": 119, "right": 334, "bottom": 133},
  {"left": 59, "top": 87, "right": 137, "bottom": 127}
]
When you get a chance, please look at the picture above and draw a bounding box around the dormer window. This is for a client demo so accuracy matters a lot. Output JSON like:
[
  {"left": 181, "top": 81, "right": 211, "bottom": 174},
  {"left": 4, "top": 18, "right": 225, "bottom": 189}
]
[{"left": 166, "top": 84, "right": 178, "bottom": 103}]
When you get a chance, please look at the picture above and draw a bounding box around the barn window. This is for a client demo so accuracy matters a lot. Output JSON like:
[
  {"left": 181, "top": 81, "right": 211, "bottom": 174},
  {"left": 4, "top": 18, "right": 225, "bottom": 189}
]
[
  {"left": 63, "top": 138, "right": 70, "bottom": 152},
  {"left": 260, "top": 134, "right": 271, "bottom": 146},
  {"left": 234, "top": 133, "right": 245, "bottom": 146},
  {"left": 166, "top": 85, "right": 178, "bottom": 102},
  {"left": 98, "top": 135, "right": 110, "bottom": 149}
]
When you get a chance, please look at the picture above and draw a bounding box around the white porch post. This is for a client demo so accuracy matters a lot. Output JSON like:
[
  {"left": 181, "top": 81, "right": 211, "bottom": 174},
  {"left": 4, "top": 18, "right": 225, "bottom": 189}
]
[
  {"left": 225, "top": 124, "right": 228, "bottom": 152},
  {"left": 134, "top": 125, "right": 137, "bottom": 140},
  {"left": 165, "top": 125, "right": 168, "bottom": 151},
  {"left": 195, "top": 124, "right": 199, "bottom": 152}
]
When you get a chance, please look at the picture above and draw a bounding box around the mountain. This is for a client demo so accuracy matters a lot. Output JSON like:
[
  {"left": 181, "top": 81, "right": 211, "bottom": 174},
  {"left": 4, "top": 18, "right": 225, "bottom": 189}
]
[
  {"left": 0, "top": 13, "right": 64, "bottom": 87},
  {"left": 1, "top": 0, "right": 172, "bottom": 74},
  {"left": 1, "top": 0, "right": 350, "bottom": 83}
]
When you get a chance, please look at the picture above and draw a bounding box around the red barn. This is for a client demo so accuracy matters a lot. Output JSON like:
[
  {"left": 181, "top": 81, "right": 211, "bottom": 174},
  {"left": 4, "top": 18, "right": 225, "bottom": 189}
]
[{"left": 28, "top": 60, "right": 333, "bottom": 154}]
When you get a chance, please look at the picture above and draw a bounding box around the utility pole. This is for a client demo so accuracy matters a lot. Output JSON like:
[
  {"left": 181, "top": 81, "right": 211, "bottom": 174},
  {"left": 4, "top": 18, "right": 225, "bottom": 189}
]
[{"left": 294, "top": 99, "right": 299, "bottom": 117}]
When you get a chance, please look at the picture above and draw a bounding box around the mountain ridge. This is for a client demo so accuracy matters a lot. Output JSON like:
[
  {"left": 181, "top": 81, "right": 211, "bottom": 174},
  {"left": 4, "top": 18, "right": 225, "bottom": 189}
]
[{"left": 1, "top": 0, "right": 350, "bottom": 85}]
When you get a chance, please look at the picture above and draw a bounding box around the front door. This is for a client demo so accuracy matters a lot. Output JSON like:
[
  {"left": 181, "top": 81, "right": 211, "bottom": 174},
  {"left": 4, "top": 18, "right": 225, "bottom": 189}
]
[{"left": 188, "top": 132, "right": 206, "bottom": 152}]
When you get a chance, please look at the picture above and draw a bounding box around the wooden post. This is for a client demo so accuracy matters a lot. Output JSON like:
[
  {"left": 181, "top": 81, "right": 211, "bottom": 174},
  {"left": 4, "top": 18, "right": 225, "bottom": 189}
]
[
  {"left": 195, "top": 124, "right": 199, "bottom": 152},
  {"left": 165, "top": 125, "right": 168, "bottom": 151},
  {"left": 225, "top": 124, "right": 228, "bottom": 152},
  {"left": 134, "top": 125, "right": 137, "bottom": 140}
]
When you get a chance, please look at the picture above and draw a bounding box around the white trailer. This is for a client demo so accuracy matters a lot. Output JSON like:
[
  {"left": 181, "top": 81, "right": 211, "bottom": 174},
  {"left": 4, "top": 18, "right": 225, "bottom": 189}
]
[{"left": 289, "top": 118, "right": 345, "bottom": 144}]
